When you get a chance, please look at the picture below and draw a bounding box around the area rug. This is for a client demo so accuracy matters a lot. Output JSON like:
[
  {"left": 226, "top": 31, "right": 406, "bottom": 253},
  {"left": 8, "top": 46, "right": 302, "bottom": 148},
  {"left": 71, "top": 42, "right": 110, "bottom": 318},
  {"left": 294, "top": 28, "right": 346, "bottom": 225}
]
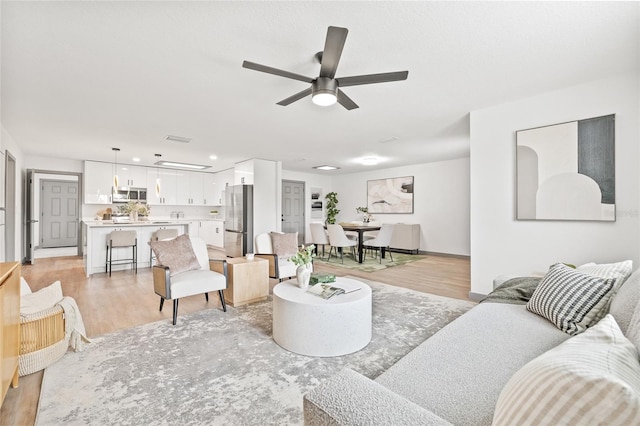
[
  {"left": 313, "top": 251, "right": 425, "bottom": 272},
  {"left": 36, "top": 277, "right": 474, "bottom": 425}
]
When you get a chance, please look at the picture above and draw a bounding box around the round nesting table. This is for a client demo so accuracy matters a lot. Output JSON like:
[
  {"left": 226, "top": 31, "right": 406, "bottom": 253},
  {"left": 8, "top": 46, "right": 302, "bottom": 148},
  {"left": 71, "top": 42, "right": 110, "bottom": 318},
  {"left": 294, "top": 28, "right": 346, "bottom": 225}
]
[{"left": 272, "top": 277, "right": 372, "bottom": 357}]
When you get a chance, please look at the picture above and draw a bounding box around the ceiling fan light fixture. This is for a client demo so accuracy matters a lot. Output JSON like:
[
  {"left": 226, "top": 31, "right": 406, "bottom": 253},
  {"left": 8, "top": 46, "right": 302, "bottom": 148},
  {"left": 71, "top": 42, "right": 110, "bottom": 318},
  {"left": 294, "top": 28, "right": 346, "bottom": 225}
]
[{"left": 312, "top": 78, "right": 338, "bottom": 106}]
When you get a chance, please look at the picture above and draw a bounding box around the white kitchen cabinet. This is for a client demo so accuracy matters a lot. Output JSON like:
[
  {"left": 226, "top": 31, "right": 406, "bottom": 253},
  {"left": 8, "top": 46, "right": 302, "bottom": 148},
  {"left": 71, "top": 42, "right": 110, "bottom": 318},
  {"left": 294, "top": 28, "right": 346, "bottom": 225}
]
[
  {"left": 175, "top": 171, "right": 205, "bottom": 206},
  {"left": 189, "top": 172, "right": 204, "bottom": 205},
  {"left": 234, "top": 160, "right": 254, "bottom": 185},
  {"left": 84, "top": 161, "right": 114, "bottom": 204},
  {"left": 205, "top": 168, "right": 233, "bottom": 206},
  {"left": 147, "top": 168, "right": 178, "bottom": 205},
  {"left": 200, "top": 220, "right": 224, "bottom": 248},
  {"left": 115, "top": 164, "right": 147, "bottom": 188}
]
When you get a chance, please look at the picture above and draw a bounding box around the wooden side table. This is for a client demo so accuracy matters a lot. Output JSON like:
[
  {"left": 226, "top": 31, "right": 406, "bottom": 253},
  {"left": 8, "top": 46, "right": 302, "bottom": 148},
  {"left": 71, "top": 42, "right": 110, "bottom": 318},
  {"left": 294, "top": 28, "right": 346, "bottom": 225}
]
[{"left": 224, "top": 257, "right": 269, "bottom": 307}]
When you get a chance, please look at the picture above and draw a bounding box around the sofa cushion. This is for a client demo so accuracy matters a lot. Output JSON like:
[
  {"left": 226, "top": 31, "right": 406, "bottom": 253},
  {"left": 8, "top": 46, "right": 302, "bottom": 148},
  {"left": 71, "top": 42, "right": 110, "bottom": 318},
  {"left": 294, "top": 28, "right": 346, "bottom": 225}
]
[
  {"left": 610, "top": 268, "right": 640, "bottom": 334},
  {"left": 149, "top": 234, "right": 201, "bottom": 276},
  {"left": 270, "top": 232, "right": 298, "bottom": 259},
  {"left": 493, "top": 314, "right": 640, "bottom": 426},
  {"left": 375, "top": 303, "right": 569, "bottom": 426},
  {"left": 526, "top": 263, "right": 616, "bottom": 335},
  {"left": 20, "top": 280, "right": 63, "bottom": 316},
  {"left": 576, "top": 259, "right": 633, "bottom": 283}
]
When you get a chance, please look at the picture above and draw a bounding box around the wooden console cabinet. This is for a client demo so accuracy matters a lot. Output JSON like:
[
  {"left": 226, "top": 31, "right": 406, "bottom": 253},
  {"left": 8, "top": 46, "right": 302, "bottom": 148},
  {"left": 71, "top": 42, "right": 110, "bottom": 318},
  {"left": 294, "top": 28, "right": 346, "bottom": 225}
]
[
  {"left": 1, "top": 262, "right": 21, "bottom": 408},
  {"left": 222, "top": 257, "right": 269, "bottom": 307},
  {"left": 390, "top": 224, "right": 421, "bottom": 254}
]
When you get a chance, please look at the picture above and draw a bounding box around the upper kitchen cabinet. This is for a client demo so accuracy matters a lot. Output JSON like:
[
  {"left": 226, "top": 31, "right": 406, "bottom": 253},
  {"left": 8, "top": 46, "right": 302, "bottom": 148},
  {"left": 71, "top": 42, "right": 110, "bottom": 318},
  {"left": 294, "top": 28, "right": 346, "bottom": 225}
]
[
  {"left": 115, "top": 164, "right": 147, "bottom": 188},
  {"left": 147, "top": 168, "right": 178, "bottom": 205},
  {"left": 175, "top": 171, "right": 205, "bottom": 206},
  {"left": 84, "top": 161, "right": 114, "bottom": 204},
  {"left": 234, "top": 161, "right": 254, "bottom": 185},
  {"left": 205, "top": 168, "right": 233, "bottom": 206}
]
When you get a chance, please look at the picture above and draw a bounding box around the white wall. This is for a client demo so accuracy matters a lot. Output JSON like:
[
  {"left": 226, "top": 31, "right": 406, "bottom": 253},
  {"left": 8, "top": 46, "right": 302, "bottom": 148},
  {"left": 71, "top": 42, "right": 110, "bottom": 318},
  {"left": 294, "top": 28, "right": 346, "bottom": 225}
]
[
  {"left": 470, "top": 73, "right": 640, "bottom": 296},
  {"left": 1, "top": 126, "right": 25, "bottom": 262},
  {"left": 331, "top": 158, "right": 471, "bottom": 256}
]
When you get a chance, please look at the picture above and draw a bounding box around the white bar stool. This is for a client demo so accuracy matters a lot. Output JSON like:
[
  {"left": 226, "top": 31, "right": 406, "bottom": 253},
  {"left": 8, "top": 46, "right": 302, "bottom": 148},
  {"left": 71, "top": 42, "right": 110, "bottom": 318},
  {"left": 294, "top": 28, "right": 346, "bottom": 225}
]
[{"left": 106, "top": 230, "right": 137, "bottom": 276}]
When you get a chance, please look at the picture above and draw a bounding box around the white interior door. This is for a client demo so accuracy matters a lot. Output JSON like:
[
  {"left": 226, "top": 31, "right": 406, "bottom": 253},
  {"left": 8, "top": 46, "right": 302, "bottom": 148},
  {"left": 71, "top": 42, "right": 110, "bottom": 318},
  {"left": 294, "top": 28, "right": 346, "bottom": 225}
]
[
  {"left": 40, "top": 179, "right": 79, "bottom": 248},
  {"left": 282, "top": 180, "right": 305, "bottom": 245}
]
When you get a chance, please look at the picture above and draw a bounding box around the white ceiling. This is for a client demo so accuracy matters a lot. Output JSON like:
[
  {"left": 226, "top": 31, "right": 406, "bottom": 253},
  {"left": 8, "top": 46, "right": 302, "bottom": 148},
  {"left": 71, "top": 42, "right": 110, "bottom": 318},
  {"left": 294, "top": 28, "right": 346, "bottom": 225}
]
[{"left": 2, "top": 1, "right": 638, "bottom": 174}]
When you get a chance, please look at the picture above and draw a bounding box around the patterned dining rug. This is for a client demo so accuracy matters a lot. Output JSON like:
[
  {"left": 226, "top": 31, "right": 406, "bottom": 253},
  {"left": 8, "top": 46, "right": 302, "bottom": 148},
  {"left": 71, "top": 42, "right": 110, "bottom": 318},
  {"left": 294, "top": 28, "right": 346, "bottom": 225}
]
[
  {"left": 36, "top": 277, "right": 474, "bottom": 425},
  {"left": 313, "top": 250, "right": 425, "bottom": 272}
]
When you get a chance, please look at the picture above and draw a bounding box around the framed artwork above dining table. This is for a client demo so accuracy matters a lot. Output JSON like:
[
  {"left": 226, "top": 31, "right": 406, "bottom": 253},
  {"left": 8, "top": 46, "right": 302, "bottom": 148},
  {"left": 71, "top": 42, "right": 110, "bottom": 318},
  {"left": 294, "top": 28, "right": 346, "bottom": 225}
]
[{"left": 367, "top": 176, "right": 414, "bottom": 214}]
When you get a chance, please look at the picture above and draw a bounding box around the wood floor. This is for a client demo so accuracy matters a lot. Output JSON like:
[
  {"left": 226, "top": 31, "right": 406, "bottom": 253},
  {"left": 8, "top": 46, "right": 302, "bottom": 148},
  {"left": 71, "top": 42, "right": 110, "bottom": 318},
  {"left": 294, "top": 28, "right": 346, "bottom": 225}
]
[{"left": 0, "top": 251, "right": 470, "bottom": 425}]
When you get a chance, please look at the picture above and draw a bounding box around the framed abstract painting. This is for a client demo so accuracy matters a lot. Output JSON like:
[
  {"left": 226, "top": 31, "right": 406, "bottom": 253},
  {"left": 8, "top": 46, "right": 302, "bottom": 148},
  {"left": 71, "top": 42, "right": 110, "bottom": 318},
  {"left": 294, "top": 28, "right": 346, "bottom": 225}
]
[
  {"left": 516, "top": 114, "right": 615, "bottom": 221},
  {"left": 367, "top": 176, "right": 414, "bottom": 214}
]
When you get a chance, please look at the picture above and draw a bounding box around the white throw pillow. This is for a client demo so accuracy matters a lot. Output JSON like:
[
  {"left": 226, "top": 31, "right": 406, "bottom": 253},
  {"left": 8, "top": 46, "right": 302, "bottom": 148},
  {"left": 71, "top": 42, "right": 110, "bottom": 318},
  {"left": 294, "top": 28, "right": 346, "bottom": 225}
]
[
  {"left": 20, "top": 276, "right": 32, "bottom": 295},
  {"left": 493, "top": 314, "right": 640, "bottom": 426},
  {"left": 20, "top": 280, "right": 64, "bottom": 315},
  {"left": 577, "top": 259, "right": 633, "bottom": 284}
]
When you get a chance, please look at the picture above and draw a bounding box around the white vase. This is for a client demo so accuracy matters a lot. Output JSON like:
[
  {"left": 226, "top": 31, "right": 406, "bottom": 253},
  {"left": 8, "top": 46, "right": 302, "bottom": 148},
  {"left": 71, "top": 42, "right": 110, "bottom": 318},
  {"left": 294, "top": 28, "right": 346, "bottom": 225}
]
[{"left": 296, "top": 264, "right": 312, "bottom": 289}]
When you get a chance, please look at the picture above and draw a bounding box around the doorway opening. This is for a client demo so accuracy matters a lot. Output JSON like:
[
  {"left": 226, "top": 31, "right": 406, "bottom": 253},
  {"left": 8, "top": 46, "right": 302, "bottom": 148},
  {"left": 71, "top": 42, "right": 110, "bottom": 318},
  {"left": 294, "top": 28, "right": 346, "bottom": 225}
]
[
  {"left": 281, "top": 180, "right": 305, "bottom": 245},
  {"left": 26, "top": 169, "right": 82, "bottom": 263}
]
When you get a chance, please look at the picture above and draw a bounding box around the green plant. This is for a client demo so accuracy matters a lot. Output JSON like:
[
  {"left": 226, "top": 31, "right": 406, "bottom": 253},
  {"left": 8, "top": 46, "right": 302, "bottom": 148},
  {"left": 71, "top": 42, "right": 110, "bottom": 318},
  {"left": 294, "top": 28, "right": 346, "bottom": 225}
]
[
  {"left": 325, "top": 192, "right": 340, "bottom": 225},
  {"left": 289, "top": 244, "right": 316, "bottom": 266},
  {"left": 355, "top": 206, "right": 368, "bottom": 214}
]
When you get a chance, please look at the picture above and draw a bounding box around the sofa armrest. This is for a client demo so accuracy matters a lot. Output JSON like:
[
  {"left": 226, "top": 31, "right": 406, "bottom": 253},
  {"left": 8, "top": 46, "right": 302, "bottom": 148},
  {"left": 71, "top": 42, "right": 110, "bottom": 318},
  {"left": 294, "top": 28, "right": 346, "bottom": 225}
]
[
  {"left": 208, "top": 258, "right": 229, "bottom": 289},
  {"left": 153, "top": 265, "right": 171, "bottom": 298},
  {"left": 303, "top": 369, "right": 451, "bottom": 426},
  {"left": 255, "top": 253, "right": 279, "bottom": 278}
]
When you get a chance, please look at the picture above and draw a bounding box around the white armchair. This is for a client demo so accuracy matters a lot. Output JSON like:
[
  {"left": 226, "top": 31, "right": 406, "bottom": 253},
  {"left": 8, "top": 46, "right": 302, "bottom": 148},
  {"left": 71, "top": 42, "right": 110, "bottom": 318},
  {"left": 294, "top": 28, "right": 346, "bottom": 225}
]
[
  {"left": 152, "top": 236, "right": 228, "bottom": 325},
  {"left": 254, "top": 232, "right": 298, "bottom": 281}
]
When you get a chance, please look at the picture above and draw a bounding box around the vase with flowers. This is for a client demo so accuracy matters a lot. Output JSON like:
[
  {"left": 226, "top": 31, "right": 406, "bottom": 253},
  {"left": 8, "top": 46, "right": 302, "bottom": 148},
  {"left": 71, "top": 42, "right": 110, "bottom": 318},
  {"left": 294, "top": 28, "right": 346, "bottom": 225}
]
[
  {"left": 356, "top": 206, "right": 373, "bottom": 224},
  {"left": 289, "top": 244, "right": 316, "bottom": 289}
]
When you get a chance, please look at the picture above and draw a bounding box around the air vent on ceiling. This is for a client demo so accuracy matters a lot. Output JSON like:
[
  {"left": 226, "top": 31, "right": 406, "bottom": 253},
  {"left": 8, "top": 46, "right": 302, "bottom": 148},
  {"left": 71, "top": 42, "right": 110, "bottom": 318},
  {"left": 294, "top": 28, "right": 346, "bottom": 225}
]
[
  {"left": 166, "top": 135, "right": 192, "bottom": 143},
  {"left": 379, "top": 136, "right": 399, "bottom": 144}
]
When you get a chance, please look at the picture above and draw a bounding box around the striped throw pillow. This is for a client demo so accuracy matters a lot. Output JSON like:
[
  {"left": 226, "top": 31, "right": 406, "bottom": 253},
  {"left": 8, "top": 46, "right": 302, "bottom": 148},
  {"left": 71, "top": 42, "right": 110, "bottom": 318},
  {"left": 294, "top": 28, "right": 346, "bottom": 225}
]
[
  {"left": 493, "top": 314, "right": 640, "bottom": 426},
  {"left": 527, "top": 263, "right": 616, "bottom": 335},
  {"left": 577, "top": 260, "right": 633, "bottom": 283}
]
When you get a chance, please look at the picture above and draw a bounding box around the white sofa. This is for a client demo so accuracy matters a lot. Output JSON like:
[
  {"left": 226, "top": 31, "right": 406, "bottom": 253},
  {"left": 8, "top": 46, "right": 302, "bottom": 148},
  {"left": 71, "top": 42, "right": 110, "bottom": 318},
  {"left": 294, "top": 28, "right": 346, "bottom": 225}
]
[{"left": 304, "top": 265, "right": 640, "bottom": 425}]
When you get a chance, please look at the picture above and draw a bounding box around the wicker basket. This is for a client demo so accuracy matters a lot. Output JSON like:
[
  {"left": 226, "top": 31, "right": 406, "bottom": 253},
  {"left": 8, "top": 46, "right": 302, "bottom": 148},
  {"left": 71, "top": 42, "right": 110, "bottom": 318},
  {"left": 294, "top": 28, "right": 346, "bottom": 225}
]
[{"left": 19, "top": 305, "right": 68, "bottom": 376}]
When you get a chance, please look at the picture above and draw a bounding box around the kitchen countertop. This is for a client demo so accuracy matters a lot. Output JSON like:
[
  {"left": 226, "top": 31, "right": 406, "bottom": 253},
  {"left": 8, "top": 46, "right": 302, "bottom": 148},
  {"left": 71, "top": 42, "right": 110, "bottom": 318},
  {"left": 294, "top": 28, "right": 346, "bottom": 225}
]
[{"left": 83, "top": 218, "right": 224, "bottom": 227}]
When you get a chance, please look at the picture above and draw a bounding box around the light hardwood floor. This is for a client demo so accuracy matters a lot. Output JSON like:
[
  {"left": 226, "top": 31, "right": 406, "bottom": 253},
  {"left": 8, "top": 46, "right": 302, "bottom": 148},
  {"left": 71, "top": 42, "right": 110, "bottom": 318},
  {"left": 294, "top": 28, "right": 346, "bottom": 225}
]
[{"left": 0, "top": 251, "right": 470, "bottom": 425}]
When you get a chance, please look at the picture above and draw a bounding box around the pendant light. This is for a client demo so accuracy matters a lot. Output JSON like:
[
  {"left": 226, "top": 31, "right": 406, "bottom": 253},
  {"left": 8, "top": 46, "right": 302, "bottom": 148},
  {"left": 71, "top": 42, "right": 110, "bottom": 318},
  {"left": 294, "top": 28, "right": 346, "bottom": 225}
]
[
  {"left": 154, "top": 153, "right": 162, "bottom": 197},
  {"left": 112, "top": 147, "right": 120, "bottom": 191}
]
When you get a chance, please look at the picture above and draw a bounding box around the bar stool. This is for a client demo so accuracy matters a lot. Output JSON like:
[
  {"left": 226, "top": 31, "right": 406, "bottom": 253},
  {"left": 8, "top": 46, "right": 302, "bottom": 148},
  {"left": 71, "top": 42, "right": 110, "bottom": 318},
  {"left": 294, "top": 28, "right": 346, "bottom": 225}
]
[
  {"left": 106, "top": 230, "right": 137, "bottom": 277},
  {"left": 149, "top": 228, "right": 179, "bottom": 266}
]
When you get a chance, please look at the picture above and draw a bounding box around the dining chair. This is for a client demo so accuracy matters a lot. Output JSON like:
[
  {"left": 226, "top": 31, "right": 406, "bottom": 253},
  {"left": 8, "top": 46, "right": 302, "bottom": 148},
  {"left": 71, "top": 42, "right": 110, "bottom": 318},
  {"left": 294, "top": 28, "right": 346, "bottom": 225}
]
[
  {"left": 310, "top": 223, "right": 330, "bottom": 260},
  {"left": 327, "top": 224, "right": 357, "bottom": 264},
  {"left": 364, "top": 223, "right": 395, "bottom": 263}
]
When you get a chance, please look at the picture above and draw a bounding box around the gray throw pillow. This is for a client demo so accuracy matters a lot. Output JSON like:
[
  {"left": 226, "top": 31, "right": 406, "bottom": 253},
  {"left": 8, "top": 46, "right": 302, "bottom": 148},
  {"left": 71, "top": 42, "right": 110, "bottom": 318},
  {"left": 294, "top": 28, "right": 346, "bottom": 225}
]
[
  {"left": 149, "top": 234, "right": 201, "bottom": 276},
  {"left": 270, "top": 232, "right": 298, "bottom": 259},
  {"left": 526, "top": 263, "right": 617, "bottom": 335}
]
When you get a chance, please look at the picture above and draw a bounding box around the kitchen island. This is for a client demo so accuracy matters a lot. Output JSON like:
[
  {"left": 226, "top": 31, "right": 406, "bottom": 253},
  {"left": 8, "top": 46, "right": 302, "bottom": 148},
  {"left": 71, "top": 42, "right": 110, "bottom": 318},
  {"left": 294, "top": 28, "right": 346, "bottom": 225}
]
[{"left": 82, "top": 220, "right": 190, "bottom": 277}]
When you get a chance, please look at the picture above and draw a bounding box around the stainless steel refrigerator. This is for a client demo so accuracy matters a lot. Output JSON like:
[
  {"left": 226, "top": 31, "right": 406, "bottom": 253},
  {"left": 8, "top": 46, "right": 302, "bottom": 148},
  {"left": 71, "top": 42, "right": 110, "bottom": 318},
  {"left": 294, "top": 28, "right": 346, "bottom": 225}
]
[{"left": 224, "top": 184, "right": 253, "bottom": 257}]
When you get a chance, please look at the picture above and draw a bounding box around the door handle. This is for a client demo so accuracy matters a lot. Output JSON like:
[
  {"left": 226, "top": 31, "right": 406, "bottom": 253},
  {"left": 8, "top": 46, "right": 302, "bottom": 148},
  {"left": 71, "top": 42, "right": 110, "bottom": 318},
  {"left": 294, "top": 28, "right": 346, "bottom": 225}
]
[{"left": 29, "top": 220, "right": 39, "bottom": 223}]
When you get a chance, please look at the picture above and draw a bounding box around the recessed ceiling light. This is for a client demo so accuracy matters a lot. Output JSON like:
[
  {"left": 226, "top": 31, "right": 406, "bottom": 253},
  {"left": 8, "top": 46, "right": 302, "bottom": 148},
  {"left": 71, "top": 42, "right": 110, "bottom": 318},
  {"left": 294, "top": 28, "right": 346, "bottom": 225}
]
[
  {"left": 132, "top": 157, "right": 141, "bottom": 162},
  {"left": 165, "top": 135, "right": 192, "bottom": 143},
  {"left": 155, "top": 160, "right": 210, "bottom": 170},
  {"left": 313, "top": 165, "right": 340, "bottom": 171},
  {"left": 361, "top": 157, "right": 379, "bottom": 166},
  {"left": 209, "top": 155, "right": 218, "bottom": 160}
]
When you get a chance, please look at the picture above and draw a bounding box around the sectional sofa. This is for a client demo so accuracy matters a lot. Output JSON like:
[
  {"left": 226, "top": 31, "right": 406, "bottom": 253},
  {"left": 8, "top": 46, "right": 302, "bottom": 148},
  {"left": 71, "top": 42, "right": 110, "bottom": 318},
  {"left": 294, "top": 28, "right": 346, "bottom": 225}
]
[{"left": 304, "top": 262, "right": 640, "bottom": 425}]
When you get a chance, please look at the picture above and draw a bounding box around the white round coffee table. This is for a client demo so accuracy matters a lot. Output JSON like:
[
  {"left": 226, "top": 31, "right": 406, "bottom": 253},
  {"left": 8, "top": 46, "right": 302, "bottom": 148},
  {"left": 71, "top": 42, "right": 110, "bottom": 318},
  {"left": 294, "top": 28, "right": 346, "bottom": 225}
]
[{"left": 272, "top": 277, "right": 372, "bottom": 357}]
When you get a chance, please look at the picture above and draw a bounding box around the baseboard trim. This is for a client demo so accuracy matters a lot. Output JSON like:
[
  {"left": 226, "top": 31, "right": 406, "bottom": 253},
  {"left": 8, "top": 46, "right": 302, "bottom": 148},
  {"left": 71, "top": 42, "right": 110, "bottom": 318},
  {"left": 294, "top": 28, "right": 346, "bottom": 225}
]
[
  {"left": 420, "top": 251, "right": 470, "bottom": 260},
  {"left": 468, "top": 292, "right": 486, "bottom": 302}
]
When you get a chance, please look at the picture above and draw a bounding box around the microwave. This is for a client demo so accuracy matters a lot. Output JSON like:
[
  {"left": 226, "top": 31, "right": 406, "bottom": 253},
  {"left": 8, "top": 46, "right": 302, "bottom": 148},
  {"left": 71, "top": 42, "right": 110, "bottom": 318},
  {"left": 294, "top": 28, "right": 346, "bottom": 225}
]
[{"left": 113, "top": 187, "right": 147, "bottom": 204}]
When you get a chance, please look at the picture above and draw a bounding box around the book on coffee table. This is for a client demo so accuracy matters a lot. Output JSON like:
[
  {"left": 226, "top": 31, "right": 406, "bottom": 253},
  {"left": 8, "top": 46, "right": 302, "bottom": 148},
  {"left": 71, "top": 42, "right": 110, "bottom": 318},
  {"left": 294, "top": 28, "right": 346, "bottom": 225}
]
[{"left": 307, "top": 279, "right": 361, "bottom": 299}]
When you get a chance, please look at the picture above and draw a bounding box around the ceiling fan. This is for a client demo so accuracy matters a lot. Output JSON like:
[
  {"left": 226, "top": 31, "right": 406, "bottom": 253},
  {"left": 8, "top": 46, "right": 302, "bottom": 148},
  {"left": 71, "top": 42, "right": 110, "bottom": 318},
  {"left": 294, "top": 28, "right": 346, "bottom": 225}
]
[{"left": 242, "top": 26, "right": 409, "bottom": 110}]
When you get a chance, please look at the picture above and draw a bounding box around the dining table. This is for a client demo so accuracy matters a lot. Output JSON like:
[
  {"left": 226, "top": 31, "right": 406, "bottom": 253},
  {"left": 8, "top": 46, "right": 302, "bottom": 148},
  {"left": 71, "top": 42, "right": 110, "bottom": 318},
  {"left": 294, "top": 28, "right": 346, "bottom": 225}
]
[{"left": 339, "top": 224, "right": 382, "bottom": 263}]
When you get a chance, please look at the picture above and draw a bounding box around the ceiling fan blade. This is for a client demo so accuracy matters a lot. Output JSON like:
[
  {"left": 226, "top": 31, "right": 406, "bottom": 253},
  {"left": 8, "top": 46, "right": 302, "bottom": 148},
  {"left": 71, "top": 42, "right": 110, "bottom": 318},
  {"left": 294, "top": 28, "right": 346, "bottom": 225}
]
[
  {"left": 319, "top": 26, "right": 348, "bottom": 79},
  {"left": 276, "top": 87, "right": 313, "bottom": 106},
  {"left": 336, "top": 71, "right": 409, "bottom": 87},
  {"left": 242, "top": 61, "right": 314, "bottom": 83},
  {"left": 337, "top": 89, "right": 359, "bottom": 110}
]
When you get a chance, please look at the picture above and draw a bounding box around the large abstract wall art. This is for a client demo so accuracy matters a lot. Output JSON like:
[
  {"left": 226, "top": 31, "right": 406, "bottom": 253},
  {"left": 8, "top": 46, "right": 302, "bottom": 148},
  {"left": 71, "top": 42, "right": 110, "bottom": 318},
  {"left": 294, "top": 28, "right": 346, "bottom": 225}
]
[
  {"left": 367, "top": 176, "right": 414, "bottom": 214},
  {"left": 516, "top": 114, "right": 615, "bottom": 221}
]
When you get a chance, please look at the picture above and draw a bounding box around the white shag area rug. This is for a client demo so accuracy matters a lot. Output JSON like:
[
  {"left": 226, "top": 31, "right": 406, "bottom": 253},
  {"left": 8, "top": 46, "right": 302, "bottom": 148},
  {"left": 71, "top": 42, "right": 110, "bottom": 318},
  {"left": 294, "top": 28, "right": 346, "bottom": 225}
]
[{"left": 36, "top": 278, "right": 474, "bottom": 425}]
